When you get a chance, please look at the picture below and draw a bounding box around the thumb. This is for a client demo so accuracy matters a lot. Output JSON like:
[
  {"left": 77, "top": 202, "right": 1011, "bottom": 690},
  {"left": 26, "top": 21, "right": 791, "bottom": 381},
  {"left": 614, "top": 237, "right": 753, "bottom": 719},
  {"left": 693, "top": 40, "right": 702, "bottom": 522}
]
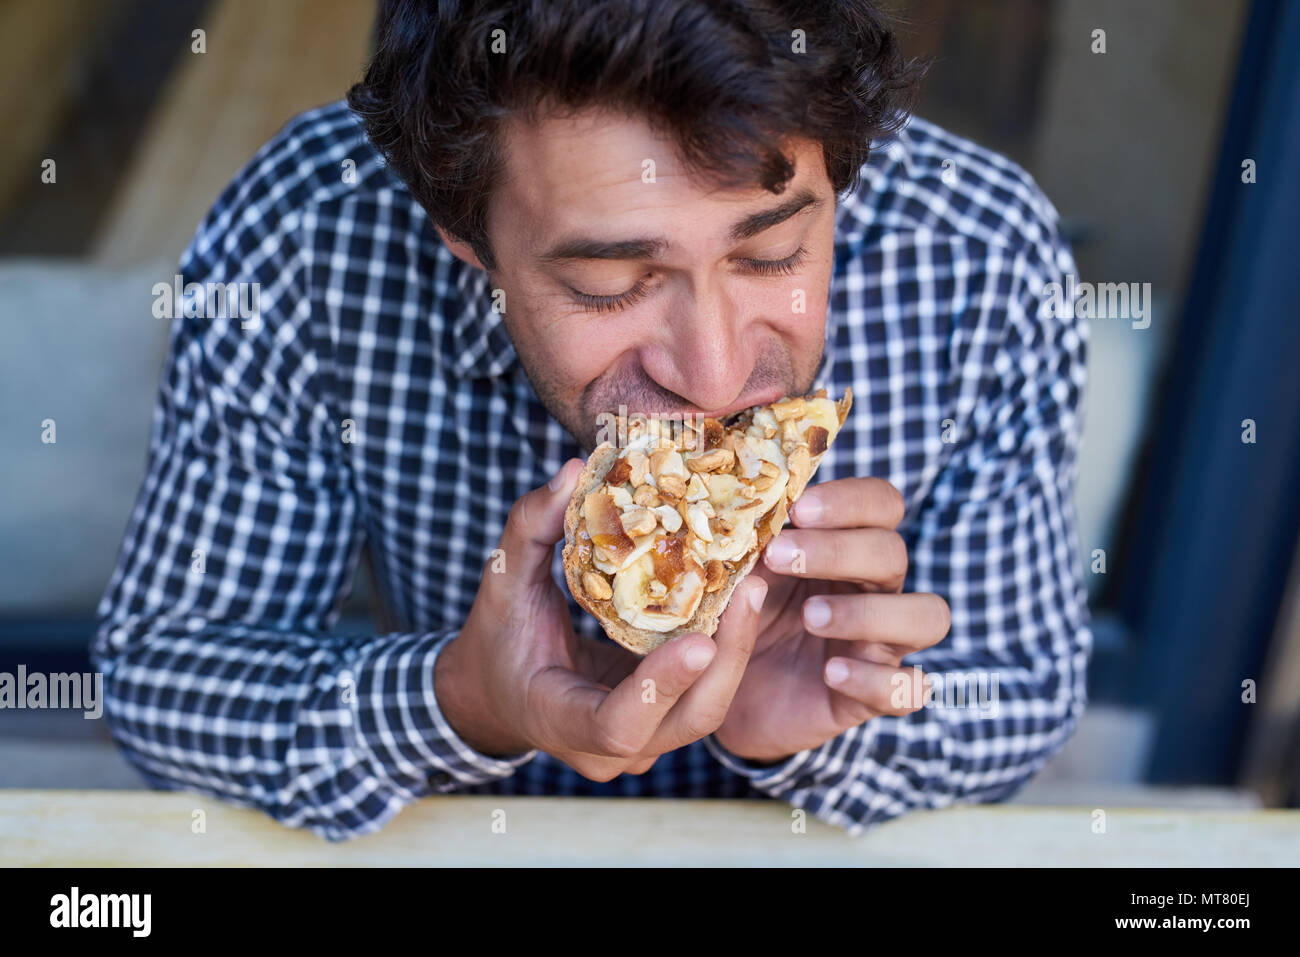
[
  {"left": 710, "top": 573, "right": 767, "bottom": 659},
  {"left": 496, "top": 457, "right": 584, "bottom": 589}
]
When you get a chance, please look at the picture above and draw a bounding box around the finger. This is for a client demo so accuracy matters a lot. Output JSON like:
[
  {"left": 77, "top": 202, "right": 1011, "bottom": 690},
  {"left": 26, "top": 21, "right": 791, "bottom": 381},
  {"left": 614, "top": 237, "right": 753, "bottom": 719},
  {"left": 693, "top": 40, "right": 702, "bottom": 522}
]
[
  {"left": 800, "top": 592, "right": 950, "bottom": 649},
  {"left": 824, "top": 659, "right": 932, "bottom": 718},
  {"left": 650, "top": 575, "right": 767, "bottom": 751},
  {"left": 789, "top": 477, "right": 905, "bottom": 530},
  {"left": 592, "top": 634, "right": 723, "bottom": 755},
  {"left": 494, "top": 457, "right": 584, "bottom": 590},
  {"left": 624, "top": 756, "right": 659, "bottom": 775},
  {"left": 573, "top": 636, "right": 641, "bottom": 688},
  {"left": 763, "top": 527, "right": 908, "bottom": 590},
  {"left": 531, "top": 633, "right": 717, "bottom": 758},
  {"left": 746, "top": 561, "right": 797, "bottom": 634}
]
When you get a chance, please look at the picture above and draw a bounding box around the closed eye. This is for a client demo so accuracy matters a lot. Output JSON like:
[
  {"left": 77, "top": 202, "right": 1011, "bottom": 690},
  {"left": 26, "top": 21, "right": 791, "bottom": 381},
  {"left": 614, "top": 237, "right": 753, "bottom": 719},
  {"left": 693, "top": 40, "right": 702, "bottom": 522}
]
[
  {"left": 571, "top": 244, "right": 810, "bottom": 314},
  {"left": 735, "top": 243, "right": 809, "bottom": 277}
]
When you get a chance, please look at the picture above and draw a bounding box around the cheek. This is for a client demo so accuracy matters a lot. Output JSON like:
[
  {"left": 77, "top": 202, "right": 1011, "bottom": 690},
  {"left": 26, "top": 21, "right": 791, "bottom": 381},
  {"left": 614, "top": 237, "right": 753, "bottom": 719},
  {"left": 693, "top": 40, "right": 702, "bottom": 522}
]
[
  {"left": 554, "top": 334, "right": 623, "bottom": 387},
  {"left": 743, "top": 240, "right": 833, "bottom": 328},
  {"left": 757, "top": 275, "right": 830, "bottom": 344},
  {"left": 514, "top": 307, "right": 626, "bottom": 390}
]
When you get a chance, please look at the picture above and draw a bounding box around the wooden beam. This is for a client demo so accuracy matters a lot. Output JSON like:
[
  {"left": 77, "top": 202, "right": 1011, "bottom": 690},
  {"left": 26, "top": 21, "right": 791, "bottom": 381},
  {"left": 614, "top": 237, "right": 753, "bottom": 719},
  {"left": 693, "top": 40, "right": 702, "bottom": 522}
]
[
  {"left": 91, "top": 0, "right": 373, "bottom": 266},
  {"left": 0, "top": 0, "right": 105, "bottom": 219}
]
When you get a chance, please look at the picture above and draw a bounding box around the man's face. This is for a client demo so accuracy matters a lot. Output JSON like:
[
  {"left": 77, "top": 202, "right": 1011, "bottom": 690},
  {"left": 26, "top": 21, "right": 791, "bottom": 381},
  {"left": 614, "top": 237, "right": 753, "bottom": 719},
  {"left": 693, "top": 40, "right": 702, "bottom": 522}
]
[{"left": 441, "top": 107, "right": 837, "bottom": 452}]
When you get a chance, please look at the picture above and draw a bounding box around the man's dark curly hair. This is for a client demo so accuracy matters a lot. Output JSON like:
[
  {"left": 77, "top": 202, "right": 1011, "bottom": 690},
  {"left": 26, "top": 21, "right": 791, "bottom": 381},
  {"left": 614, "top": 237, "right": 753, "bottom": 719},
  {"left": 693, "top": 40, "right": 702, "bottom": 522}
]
[{"left": 348, "top": 0, "right": 926, "bottom": 272}]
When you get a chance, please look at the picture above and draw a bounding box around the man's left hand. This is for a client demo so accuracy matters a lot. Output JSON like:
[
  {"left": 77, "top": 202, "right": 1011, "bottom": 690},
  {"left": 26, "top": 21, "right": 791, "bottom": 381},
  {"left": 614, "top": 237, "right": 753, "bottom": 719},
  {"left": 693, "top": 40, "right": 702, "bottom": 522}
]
[{"left": 710, "top": 477, "right": 951, "bottom": 764}]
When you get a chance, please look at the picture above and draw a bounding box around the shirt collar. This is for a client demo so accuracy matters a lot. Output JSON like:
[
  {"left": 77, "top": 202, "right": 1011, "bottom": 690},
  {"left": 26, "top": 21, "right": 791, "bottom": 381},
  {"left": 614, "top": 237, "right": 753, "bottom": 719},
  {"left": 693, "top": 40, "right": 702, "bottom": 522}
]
[{"left": 809, "top": 128, "right": 905, "bottom": 387}]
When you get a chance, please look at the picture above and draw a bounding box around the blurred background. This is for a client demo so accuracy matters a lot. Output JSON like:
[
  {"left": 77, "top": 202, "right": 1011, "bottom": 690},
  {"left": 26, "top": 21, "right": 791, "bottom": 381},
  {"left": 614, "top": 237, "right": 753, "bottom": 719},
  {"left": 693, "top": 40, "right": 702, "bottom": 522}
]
[{"left": 1, "top": 0, "right": 1297, "bottom": 813}]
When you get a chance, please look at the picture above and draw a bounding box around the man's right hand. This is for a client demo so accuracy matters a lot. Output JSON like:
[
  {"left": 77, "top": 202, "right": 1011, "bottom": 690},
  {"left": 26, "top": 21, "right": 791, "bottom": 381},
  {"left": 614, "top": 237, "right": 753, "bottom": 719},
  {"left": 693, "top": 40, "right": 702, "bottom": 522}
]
[{"left": 434, "top": 458, "right": 767, "bottom": 781}]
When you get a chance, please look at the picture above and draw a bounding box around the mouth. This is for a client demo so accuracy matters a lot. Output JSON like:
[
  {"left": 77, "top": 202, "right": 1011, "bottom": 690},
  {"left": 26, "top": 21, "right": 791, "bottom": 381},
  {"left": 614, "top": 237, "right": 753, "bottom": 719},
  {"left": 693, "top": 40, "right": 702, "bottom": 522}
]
[
  {"left": 630, "top": 386, "right": 791, "bottom": 424},
  {"left": 580, "top": 384, "right": 794, "bottom": 453}
]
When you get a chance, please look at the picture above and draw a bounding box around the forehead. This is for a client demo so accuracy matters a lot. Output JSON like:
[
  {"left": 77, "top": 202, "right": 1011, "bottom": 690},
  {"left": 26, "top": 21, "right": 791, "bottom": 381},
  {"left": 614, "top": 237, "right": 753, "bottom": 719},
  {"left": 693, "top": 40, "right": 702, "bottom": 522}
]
[{"left": 490, "top": 106, "right": 827, "bottom": 251}]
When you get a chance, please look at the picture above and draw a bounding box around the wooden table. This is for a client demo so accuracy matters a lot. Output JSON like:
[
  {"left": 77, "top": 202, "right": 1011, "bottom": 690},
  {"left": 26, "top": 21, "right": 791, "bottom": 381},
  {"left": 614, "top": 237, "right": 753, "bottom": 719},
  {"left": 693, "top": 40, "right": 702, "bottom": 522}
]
[{"left": 3, "top": 791, "right": 1297, "bottom": 866}]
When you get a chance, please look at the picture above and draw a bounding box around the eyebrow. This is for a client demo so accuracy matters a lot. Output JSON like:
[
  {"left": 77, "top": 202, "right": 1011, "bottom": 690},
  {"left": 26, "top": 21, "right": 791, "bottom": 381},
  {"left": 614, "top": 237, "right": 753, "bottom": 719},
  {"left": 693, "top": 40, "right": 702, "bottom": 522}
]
[{"left": 537, "top": 187, "right": 822, "bottom": 264}]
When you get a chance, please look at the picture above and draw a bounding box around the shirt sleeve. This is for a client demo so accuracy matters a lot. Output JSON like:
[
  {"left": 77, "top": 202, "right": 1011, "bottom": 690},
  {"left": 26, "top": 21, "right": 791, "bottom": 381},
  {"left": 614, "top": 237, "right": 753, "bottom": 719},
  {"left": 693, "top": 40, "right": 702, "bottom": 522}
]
[
  {"left": 90, "top": 177, "right": 535, "bottom": 843},
  {"left": 704, "top": 224, "right": 1092, "bottom": 835}
]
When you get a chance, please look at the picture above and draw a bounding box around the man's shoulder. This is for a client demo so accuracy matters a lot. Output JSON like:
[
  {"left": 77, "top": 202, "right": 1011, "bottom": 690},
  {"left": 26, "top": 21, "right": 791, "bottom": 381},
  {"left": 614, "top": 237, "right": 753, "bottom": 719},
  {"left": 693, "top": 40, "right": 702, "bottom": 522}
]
[
  {"left": 192, "top": 100, "right": 410, "bottom": 249},
  {"left": 839, "top": 115, "right": 1067, "bottom": 270}
]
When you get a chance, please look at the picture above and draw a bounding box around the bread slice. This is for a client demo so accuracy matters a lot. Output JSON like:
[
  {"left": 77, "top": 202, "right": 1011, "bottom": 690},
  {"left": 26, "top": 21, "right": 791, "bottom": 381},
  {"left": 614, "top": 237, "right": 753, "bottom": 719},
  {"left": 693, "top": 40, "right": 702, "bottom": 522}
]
[{"left": 562, "top": 388, "right": 852, "bottom": 655}]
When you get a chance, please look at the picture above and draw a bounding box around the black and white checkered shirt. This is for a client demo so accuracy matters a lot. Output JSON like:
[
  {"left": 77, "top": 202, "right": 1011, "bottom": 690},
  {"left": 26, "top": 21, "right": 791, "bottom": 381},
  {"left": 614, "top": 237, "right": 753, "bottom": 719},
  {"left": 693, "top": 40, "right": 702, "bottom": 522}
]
[{"left": 92, "top": 100, "right": 1091, "bottom": 841}]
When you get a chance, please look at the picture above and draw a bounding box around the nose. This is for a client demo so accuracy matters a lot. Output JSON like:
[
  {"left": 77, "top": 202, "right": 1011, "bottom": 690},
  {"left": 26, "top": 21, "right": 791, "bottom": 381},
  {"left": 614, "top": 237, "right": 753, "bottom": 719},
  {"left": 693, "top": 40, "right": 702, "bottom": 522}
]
[{"left": 639, "top": 279, "right": 752, "bottom": 414}]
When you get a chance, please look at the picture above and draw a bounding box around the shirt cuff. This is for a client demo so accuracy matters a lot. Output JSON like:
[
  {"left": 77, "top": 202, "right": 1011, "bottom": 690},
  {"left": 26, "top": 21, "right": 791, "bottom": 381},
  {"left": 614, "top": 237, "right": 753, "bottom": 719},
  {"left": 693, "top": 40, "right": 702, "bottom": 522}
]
[
  {"left": 349, "top": 629, "right": 537, "bottom": 794},
  {"left": 704, "top": 721, "right": 880, "bottom": 797},
  {"left": 703, "top": 735, "right": 821, "bottom": 794}
]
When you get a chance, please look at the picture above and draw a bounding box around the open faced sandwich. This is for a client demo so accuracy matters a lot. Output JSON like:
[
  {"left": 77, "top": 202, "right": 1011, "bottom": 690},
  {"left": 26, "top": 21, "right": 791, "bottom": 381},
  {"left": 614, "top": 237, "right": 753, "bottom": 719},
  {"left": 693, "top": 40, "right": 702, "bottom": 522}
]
[{"left": 562, "top": 387, "right": 852, "bottom": 655}]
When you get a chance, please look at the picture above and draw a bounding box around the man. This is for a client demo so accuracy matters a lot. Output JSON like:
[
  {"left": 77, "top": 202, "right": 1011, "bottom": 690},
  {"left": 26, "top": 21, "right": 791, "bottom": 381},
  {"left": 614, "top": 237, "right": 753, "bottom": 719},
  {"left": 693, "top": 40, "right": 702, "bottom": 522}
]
[{"left": 93, "top": 0, "right": 1090, "bottom": 841}]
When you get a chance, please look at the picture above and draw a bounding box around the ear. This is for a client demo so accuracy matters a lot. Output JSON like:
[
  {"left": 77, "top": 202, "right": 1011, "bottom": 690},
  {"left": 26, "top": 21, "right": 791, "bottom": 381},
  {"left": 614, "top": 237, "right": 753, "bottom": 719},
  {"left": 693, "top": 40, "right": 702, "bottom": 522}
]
[{"left": 435, "top": 225, "right": 487, "bottom": 271}]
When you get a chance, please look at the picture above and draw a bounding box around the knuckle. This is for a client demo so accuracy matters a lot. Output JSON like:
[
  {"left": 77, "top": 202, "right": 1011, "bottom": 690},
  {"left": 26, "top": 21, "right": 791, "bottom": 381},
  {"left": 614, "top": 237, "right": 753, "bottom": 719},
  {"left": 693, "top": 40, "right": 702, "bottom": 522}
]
[
  {"left": 889, "top": 670, "right": 928, "bottom": 714},
  {"left": 575, "top": 761, "right": 621, "bottom": 783},
  {"left": 682, "top": 719, "right": 715, "bottom": 742},
  {"left": 872, "top": 695, "right": 909, "bottom": 719},
  {"left": 883, "top": 531, "right": 909, "bottom": 581},
  {"left": 647, "top": 679, "right": 682, "bottom": 709},
  {"left": 925, "top": 594, "right": 952, "bottom": 638},
  {"left": 731, "top": 631, "right": 757, "bottom": 665},
  {"left": 878, "top": 480, "right": 906, "bottom": 527},
  {"left": 683, "top": 705, "right": 728, "bottom": 741},
  {"left": 864, "top": 673, "right": 909, "bottom": 717},
  {"left": 592, "top": 725, "right": 639, "bottom": 760},
  {"left": 858, "top": 596, "right": 881, "bottom": 637},
  {"left": 827, "top": 530, "right": 849, "bottom": 571},
  {"left": 503, "top": 495, "right": 533, "bottom": 542},
  {"left": 895, "top": 535, "right": 911, "bottom": 577},
  {"left": 832, "top": 692, "right": 876, "bottom": 727}
]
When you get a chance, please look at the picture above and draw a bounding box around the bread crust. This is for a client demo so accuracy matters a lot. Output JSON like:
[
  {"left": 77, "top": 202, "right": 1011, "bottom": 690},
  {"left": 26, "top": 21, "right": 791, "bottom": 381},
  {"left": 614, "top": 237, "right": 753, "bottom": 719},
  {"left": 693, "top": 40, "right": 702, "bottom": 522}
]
[{"left": 562, "top": 389, "right": 852, "bottom": 655}]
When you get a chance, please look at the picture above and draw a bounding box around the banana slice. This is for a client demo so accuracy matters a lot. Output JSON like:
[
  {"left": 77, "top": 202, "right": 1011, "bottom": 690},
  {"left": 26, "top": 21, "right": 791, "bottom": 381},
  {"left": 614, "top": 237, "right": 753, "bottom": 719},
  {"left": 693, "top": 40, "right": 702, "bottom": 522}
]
[{"left": 612, "top": 551, "right": 706, "bottom": 632}]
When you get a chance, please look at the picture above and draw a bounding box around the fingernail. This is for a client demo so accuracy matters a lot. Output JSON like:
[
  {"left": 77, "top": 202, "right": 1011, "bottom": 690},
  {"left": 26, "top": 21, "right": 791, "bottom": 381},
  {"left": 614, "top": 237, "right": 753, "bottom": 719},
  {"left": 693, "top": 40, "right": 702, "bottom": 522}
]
[
  {"left": 748, "top": 580, "right": 768, "bottom": 613},
  {"left": 548, "top": 462, "right": 571, "bottom": 491},
  {"left": 794, "top": 494, "right": 823, "bottom": 523},
  {"left": 803, "top": 598, "right": 831, "bottom": 629},
  {"left": 685, "top": 644, "right": 714, "bottom": 671},
  {"left": 825, "top": 659, "right": 849, "bottom": 686},
  {"left": 765, "top": 536, "right": 795, "bottom": 568}
]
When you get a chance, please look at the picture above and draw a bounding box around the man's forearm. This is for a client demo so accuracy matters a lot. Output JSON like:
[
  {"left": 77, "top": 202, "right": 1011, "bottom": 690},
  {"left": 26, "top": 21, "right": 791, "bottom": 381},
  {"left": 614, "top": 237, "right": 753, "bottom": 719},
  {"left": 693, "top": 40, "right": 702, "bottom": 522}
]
[
  {"left": 91, "top": 620, "right": 534, "bottom": 841},
  {"left": 704, "top": 647, "right": 1089, "bottom": 833}
]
